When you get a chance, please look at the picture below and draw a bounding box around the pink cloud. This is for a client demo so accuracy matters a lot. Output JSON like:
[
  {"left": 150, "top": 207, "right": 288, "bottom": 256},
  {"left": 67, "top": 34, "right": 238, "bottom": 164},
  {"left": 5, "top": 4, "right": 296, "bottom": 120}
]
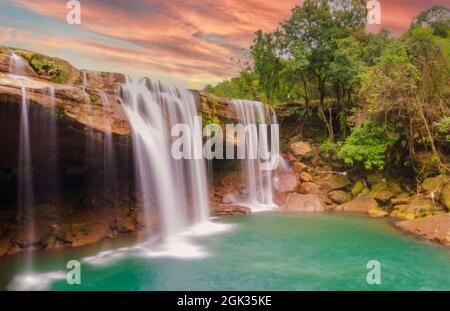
[{"left": 7, "top": 0, "right": 450, "bottom": 86}]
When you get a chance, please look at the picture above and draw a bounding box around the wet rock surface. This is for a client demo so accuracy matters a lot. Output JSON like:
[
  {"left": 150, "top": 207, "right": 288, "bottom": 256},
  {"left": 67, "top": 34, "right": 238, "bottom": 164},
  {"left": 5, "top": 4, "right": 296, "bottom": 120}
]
[{"left": 397, "top": 214, "right": 450, "bottom": 246}]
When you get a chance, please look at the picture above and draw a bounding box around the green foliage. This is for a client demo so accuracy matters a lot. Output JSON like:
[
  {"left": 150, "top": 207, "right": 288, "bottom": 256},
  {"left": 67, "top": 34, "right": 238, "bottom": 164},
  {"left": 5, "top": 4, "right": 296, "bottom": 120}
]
[
  {"left": 320, "top": 139, "right": 342, "bottom": 160},
  {"left": 339, "top": 120, "right": 399, "bottom": 170},
  {"left": 359, "top": 40, "right": 420, "bottom": 111},
  {"left": 29, "top": 54, "right": 69, "bottom": 83},
  {"left": 411, "top": 5, "right": 450, "bottom": 38},
  {"left": 89, "top": 93, "right": 98, "bottom": 103},
  {"left": 435, "top": 117, "right": 450, "bottom": 145},
  {"left": 251, "top": 30, "right": 283, "bottom": 103},
  {"left": 199, "top": 110, "right": 221, "bottom": 128},
  {"left": 404, "top": 26, "right": 450, "bottom": 103},
  {"left": 204, "top": 71, "right": 261, "bottom": 100}
]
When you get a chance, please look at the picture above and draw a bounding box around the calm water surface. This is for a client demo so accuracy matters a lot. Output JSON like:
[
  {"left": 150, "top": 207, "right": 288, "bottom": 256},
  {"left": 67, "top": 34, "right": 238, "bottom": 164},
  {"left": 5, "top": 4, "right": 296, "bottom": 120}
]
[{"left": 1, "top": 213, "right": 449, "bottom": 290}]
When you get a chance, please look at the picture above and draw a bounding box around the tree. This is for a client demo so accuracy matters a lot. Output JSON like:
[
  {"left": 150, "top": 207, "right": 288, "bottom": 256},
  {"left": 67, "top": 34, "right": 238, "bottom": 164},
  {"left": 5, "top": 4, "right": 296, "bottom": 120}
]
[
  {"left": 329, "top": 36, "right": 367, "bottom": 136},
  {"left": 411, "top": 6, "right": 450, "bottom": 38},
  {"left": 280, "top": 0, "right": 367, "bottom": 141},
  {"left": 251, "top": 30, "right": 283, "bottom": 104},
  {"left": 359, "top": 35, "right": 450, "bottom": 173},
  {"left": 339, "top": 120, "right": 399, "bottom": 170}
]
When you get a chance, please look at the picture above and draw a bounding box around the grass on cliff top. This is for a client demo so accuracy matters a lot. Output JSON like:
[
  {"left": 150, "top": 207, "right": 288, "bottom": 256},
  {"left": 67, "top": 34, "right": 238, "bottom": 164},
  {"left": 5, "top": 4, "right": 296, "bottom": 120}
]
[{"left": 13, "top": 48, "right": 71, "bottom": 84}]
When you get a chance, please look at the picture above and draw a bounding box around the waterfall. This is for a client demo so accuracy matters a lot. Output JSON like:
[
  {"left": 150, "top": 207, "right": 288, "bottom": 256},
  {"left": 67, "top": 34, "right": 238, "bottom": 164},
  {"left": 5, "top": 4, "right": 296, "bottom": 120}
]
[
  {"left": 37, "top": 87, "right": 58, "bottom": 201},
  {"left": 120, "top": 78, "right": 221, "bottom": 254},
  {"left": 9, "top": 53, "right": 35, "bottom": 268},
  {"left": 98, "top": 91, "right": 118, "bottom": 202},
  {"left": 9, "top": 52, "right": 34, "bottom": 231},
  {"left": 18, "top": 83, "right": 34, "bottom": 227},
  {"left": 9, "top": 53, "right": 28, "bottom": 76},
  {"left": 231, "top": 99, "right": 279, "bottom": 211}
]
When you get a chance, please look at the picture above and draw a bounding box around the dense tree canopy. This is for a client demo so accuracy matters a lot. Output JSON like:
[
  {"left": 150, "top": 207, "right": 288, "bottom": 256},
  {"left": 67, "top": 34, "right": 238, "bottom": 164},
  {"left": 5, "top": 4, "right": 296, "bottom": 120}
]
[{"left": 205, "top": 2, "right": 450, "bottom": 177}]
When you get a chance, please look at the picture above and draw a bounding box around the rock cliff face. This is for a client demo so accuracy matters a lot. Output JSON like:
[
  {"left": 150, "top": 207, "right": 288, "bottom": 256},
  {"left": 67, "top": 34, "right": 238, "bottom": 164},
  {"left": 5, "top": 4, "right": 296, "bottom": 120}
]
[
  {"left": 0, "top": 47, "right": 238, "bottom": 138},
  {"left": 0, "top": 47, "right": 130, "bottom": 135}
]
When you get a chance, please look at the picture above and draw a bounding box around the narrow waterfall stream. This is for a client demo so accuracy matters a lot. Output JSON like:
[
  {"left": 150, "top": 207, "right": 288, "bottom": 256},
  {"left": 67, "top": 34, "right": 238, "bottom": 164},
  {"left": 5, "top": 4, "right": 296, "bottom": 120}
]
[
  {"left": 9, "top": 53, "right": 34, "bottom": 270},
  {"left": 38, "top": 87, "right": 58, "bottom": 200},
  {"left": 231, "top": 99, "right": 279, "bottom": 211},
  {"left": 98, "top": 90, "right": 118, "bottom": 202}
]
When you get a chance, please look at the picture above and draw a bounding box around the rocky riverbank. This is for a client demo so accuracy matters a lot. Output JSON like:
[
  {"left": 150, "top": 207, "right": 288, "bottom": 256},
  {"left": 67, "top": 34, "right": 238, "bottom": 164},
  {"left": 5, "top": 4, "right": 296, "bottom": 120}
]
[{"left": 217, "top": 137, "right": 450, "bottom": 247}]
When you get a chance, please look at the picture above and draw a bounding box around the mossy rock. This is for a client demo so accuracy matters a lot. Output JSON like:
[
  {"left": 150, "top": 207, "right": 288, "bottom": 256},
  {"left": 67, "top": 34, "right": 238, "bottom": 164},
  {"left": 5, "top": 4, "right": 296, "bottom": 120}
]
[
  {"left": 367, "top": 172, "right": 383, "bottom": 185},
  {"left": 386, "top": 178, "right": 402, "bottom": 194},
  {"left": 369, "top": 182, "right": 394, "bottom": 203},
  {"left": 440, "top": 183, "right": 450, "bottom": 210},
  {"left": 422, "top": 175, "right": 445, "bottom": 195},
  {"left": 368, "top": 207, "right": 389, "bottom": 218},
  {"left": 391, "top": 193, "right": 410, "bottom": 205},
  {"left": 391, "top": 199, "right": 441, "bottom": 219},
  {"left": 337, "top": 194, "right": 379, "bottom": 212},
  {"left": 328, "top": 190, "right": 352, "bottom": 204},
  {"left": 391, "top": 209, "right": 416, "bottom": 220},
  {"left": 17, "top": 51, "right": 72, "bottom": 84},
  {"left": 351, "top": 180, "right": 366, "bottom": 196}
]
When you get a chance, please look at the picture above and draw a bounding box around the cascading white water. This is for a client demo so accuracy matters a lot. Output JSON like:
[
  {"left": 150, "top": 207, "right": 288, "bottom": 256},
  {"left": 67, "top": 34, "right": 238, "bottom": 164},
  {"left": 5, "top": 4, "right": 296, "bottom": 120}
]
[
  {"left": 231, "top": 99, "right": 279, "bottom": 211},
  {"left": 9, "top": 53, "right": 28, "bottom": 76},
  {"left": 18, "top": 83, "right": 33, "bottom": 222},
  {"left": 98, "top": 90, "right": 118, "bottom": 201},
  {"left": 10, "top": 53, "right": 33, "bottom": 213},
  {"left": 37, "top": 87, "right": 58, "bottom": 200},
  {"left": 9, "top": 53, "right": 35, "bottom": 267},
  {"left": 120, "top": 78, "right": 216, "bottom": 249}
]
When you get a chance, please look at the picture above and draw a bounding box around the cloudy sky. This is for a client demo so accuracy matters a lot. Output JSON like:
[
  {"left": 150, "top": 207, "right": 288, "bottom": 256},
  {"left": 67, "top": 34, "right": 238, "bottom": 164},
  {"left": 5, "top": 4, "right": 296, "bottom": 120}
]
[{"left": 0, "top": 0, "right": 448, "bottom": 89}]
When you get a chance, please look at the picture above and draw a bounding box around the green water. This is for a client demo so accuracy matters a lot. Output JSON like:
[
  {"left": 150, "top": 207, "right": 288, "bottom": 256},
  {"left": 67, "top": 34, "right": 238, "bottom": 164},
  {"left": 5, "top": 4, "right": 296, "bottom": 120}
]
[{"left": 1, "top": 213, "right": 449, "bottom": 290}]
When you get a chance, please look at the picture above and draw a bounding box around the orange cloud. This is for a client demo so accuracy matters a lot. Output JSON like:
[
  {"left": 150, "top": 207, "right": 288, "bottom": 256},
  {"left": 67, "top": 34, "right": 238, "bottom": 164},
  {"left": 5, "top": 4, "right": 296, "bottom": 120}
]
[{"left": 6, "top": 0, "right": 450, "bottom": 87}]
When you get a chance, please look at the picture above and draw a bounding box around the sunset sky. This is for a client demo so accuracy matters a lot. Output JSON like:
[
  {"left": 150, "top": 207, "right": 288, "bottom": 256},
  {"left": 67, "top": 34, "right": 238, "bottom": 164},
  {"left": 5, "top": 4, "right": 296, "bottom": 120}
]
[{"left": 0, "top": 0, "right": 449, "bottom": 89}]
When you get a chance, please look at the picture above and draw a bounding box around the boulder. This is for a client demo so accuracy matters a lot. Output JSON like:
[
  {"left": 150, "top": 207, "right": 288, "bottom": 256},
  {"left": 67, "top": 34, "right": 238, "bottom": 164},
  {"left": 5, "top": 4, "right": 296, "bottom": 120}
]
[
  {"left": 283, "top": 193, "right": 325, "bottom": 212},
  {"left": 374, "top": 190, "right": 395, "bottom": 203},
  {"left": 299, "top": 172, "right": 313, "bottom": 182},
  {"left": 422, "top": 175, "right": 445, "bottom": 195},
  {"left": 440, "top": 183, "right": 450, "bottom": 210},
  {"left": 369, "top": 182, "right": 395, "bottom": 203},
  {"left": 328, "top": 190, "right": 352, "bottom": 204},
  {"left": 274, "top": 172, "right": 298, "bottom": 193},
  {"left": 397, "top": 214, "right": 450, "bottom": 246},
  {"left": 337, "top": 194, "right": 379, "bottom": 212},
  {"left": 285, "top": 152, "right": 297, "bottom": 163},
  {"left": 390, "top": 199, "right": 439, "bottom": 220},
  {"left": 391, "top": 193, "right": 410, "bottom": 205},
  {"left": 289, "top": 141, "right": 313, "bottom": 158},
  {"left": 318, "top": 174, "right": 351, "bottom": 192},
  {"left": 297, "top": 182, "right": 320, "bottom": 194},
  {"left": 387, "top": 178, "right": 402, "bottom": 194},
  {"left": 351, "top": 180, "right": 366, "bottom": 197},
  {"left": 368, "top": 207, "right": 389, "bottom": 218},
  {"left": 292, "top": 162, "right": 308, "bottom": 173}
]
